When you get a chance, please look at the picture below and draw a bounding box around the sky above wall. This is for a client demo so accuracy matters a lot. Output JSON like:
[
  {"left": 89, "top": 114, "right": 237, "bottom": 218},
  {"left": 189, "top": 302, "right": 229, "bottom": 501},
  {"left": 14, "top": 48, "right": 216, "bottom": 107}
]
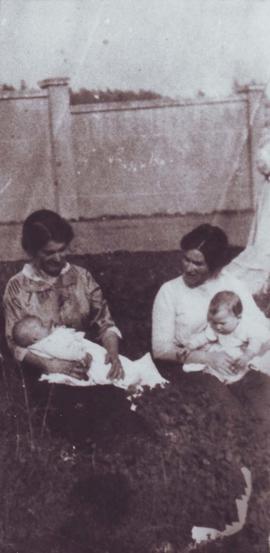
[{"left": 1, "top": 0, "right": 270, "bottom": 97}]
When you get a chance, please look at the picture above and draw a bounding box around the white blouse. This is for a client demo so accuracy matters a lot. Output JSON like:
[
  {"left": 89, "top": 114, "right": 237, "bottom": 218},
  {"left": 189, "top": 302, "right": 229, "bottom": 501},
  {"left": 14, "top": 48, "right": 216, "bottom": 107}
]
[{"left": 152, "top": 269, "right": 269, "bottom": 359}]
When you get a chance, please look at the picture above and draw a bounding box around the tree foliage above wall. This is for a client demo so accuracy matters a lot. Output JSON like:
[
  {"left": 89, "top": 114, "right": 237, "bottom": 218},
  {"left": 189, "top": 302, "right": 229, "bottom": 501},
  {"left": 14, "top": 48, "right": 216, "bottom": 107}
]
[{"left": 69, "top": 87, "right": 165, "bottom": 105}]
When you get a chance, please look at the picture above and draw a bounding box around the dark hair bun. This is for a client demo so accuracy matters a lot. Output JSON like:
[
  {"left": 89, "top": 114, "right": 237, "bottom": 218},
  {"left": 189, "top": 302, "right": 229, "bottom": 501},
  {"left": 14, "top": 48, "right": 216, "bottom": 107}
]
[
  {"left": 22, "top": 209, "right": 74, "bottom": 256},
  {"left": 180, "top": 224, "right": 229, "bottom": 273}
]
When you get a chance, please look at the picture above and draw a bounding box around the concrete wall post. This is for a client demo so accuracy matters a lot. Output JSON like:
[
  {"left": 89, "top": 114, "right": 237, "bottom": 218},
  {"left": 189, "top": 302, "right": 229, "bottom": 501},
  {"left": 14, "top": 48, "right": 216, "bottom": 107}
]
[{"left": 39, "top": 77, "right": 79, "bottom": 220}]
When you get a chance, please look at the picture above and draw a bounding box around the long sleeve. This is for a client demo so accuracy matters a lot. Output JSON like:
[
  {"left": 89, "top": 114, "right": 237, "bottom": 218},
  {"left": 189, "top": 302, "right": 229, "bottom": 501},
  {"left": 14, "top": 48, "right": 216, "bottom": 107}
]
[
  {"left": 4, "top": 264, "right": 122, "bottom": 363},
  {"left": 152, "top": 282, "right": 178, "bottom": 360},
  {"left": 3, "top": 277, "right": 29, "bottom": 362},
  {"left": 85, "top": 271, "right": 122, "bottom": 340}
]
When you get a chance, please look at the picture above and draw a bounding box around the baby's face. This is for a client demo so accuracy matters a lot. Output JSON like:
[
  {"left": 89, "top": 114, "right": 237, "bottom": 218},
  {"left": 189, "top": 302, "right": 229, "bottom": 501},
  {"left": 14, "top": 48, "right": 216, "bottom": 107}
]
[
  {"left": 27, "top": 320, "right": 51, "bottom": 343},
  {"left": 209, "top": 307, "right": 239, "bottom": 335}
]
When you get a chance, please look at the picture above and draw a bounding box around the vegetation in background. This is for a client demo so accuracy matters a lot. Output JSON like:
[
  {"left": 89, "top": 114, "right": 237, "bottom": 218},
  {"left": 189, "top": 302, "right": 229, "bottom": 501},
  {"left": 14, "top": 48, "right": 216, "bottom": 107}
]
[{"left": 69, "top": 87, "right": 165, "bottom": 105}]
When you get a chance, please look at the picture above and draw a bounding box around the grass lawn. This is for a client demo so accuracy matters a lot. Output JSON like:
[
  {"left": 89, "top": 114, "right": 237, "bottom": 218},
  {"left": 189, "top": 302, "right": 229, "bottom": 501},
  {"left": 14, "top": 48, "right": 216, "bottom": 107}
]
[{"left": 0, "top": 251, "right": 269, "bottom": 553}]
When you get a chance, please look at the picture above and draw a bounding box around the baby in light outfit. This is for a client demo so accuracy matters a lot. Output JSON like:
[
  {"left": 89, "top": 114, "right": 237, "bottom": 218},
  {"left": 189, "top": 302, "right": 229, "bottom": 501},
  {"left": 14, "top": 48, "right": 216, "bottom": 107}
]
[
  {"left": 183, "top": 290, "right": 270, "bottom": 384},
  {"left": 13, "top": 316, "right": 166, "bottom": 391}
]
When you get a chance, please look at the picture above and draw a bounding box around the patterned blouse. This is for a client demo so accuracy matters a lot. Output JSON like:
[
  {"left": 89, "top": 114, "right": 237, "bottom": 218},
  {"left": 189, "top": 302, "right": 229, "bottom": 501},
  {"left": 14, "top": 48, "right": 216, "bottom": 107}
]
[{"left": 3, "top": 262, "right": 120, "bottom": 362}]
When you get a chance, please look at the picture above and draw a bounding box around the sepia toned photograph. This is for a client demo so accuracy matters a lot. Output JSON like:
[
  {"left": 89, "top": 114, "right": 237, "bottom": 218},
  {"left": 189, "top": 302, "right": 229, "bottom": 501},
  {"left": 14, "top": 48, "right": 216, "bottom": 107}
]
[{"left": 0, "top": 1, "right": 269, "bottom": 551}]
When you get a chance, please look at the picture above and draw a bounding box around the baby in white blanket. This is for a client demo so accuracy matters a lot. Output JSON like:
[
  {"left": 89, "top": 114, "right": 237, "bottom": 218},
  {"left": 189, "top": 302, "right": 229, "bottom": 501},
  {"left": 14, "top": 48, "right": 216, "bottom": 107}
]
[
  {"left": 183, "top": 290, "right": 270, "bottom": 384},
  {"left": 13, "top": 316, "right": 166, "bottom": 391}
]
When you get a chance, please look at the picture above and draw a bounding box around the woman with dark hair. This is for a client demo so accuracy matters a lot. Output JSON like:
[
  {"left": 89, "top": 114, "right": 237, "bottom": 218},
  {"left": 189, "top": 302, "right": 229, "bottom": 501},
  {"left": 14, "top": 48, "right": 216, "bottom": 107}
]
[
  {"left": 153, "top": 224, "right": 267, "bottom": 369},
  {"left": 4, "top": 209, "right": 124, "bottom": 382},
  {"left": 152, "top": 223, "right": 270, "bottom": 426},
  {"left": 151, "top": 224, "right": 270, "bottom": 546}
]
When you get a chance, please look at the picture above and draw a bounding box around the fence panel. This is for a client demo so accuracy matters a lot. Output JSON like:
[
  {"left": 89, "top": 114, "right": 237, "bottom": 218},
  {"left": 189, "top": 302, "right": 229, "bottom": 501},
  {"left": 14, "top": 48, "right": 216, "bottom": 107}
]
[
  {"left": 0, "top": 92, "right": 55, "bottom": 223},
  {"left": 71, "top": 97, "right": 251, "bottom": 219}
]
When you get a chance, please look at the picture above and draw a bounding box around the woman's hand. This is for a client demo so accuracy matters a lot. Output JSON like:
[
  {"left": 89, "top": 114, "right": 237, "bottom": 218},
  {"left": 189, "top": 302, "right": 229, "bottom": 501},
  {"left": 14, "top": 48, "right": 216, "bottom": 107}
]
[
  {"left": 105, "top": 352, "right": 125, "bottom": 381},
  {"left": 206, "top": 351, "right": 234, "bottom": 376},
  {"left": 47, "top": 354, "right": 92, "bottom": 380},
  {"left": 24, "top": 350, "right": 92, "bottom": 380},
  {"left": 176, "top": 344, "right": 190, "bottom": 364},
  {"left": 102, "top": 331, "right": 125, "bottom": 380}
]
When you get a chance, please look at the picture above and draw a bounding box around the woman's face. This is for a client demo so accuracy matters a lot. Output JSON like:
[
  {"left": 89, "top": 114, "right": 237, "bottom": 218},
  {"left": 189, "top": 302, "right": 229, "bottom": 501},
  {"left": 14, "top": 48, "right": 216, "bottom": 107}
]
[
  {"left": 35, "top": 240, "right": 68, "bottom": 277},
  {"left": 182, "top": 249, "right": 210, "bottom": 287}
]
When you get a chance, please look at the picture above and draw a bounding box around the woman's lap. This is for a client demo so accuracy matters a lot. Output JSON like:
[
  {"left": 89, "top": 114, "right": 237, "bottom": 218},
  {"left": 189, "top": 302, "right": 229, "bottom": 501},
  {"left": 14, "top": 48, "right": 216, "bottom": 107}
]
[
  {"left": 21, "top": 359, "right": 270, "bottom": 452},
  {"left": 230, "top": 371, "right": 270, "bottom": 432},
  {"left": 177, "top": 369, "right": 270, "bottom": 472},
  {"left": 21, "top": 361, "right": 140, "bottom": 445},
  {"left": 158, "top": 361, "right": 270, "bottom": 423},
  {"left": 157, "top": 361, "right": 245, "bottom": 414}
]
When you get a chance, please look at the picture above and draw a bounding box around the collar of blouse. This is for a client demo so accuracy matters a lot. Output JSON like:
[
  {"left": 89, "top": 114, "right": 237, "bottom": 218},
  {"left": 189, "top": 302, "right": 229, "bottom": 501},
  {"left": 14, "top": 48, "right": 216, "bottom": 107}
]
[{"left": 22, "top": 262, "right": 77, "bottom": 292}]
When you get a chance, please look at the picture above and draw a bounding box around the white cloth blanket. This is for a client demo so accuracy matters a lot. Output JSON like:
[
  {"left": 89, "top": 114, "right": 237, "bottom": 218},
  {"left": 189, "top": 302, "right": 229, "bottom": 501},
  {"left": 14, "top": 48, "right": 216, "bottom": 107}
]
[{"left": 31, "top": 327, "right": 166, "bottom": 390}]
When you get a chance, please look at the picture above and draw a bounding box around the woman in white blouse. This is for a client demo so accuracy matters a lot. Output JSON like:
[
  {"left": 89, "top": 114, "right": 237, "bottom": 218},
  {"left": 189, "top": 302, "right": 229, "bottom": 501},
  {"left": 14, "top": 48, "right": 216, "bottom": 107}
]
[{"left": 152, "top": 224, "right": 270, "bottom": 425}]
